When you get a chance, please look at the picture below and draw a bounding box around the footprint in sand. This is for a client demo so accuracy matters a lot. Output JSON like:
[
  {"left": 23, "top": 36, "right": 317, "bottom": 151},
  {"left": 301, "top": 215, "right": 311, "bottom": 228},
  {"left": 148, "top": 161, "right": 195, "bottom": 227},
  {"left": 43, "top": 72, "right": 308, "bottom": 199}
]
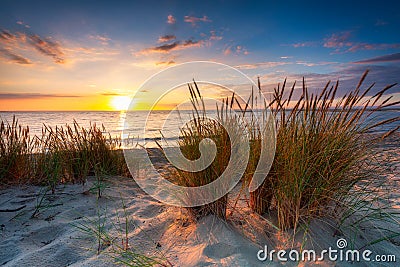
[{"left": 203, "top": 243, "right": 237, "bottom": 259}]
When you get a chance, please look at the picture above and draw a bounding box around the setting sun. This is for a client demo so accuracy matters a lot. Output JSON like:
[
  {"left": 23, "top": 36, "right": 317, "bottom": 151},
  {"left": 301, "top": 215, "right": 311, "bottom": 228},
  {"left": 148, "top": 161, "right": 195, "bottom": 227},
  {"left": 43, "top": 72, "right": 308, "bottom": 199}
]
[{"left": 110, "top": 96, "right": 132, "bottom": 111}]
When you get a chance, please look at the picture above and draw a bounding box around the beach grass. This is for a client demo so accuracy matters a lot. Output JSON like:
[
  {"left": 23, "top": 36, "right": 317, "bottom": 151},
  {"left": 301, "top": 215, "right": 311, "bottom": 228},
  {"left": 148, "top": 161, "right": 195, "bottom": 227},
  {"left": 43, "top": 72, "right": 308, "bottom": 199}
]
[
  {"left": 251, "top": 71, "right": 400, "bottom": 232},
  {"left": 170, "top": 82, "right": 235, "bottom": 220},
  {"left": 0, "top": 118, "right": 129, "bottom": 187},
  {"left": 157, "top": 72, "right": 399, "bottom": 236}
]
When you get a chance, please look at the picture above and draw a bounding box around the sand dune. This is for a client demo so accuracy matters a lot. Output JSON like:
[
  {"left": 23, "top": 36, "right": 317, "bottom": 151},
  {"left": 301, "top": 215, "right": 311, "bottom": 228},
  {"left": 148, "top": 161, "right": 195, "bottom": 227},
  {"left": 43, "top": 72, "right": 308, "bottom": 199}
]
[{"left": 1, "top": 136, "right": 399, "bottom": 266}]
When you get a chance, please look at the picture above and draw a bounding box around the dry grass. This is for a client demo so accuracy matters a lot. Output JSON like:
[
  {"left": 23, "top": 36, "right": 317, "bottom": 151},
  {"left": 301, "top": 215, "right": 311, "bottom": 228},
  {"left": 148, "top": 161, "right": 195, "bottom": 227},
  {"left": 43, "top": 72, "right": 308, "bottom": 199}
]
[
  {"left": 0, "top": 118, "right": 129, "bottom": 188},
  {"left": 252, "top": 71, "right": 400, "bottom": 231}
]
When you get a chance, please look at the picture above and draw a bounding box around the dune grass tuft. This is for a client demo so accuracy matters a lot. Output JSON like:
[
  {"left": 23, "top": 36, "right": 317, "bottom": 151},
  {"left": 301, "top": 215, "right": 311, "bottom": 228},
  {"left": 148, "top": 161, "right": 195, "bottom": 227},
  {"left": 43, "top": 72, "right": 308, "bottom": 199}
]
[
  {"left": 251, "top": 71, "right": 400, "bottom": 231},
  {"left": 0, "top": 118, "right": 129, "bottom": 188}
]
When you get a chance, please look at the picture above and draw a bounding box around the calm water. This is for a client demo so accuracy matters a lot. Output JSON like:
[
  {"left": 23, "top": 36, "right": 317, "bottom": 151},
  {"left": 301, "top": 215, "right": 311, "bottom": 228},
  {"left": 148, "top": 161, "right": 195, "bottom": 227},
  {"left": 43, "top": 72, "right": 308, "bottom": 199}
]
[
  {"left": 0, "top": 110, "right": 203, "bottom": 147},
  {"left": 1, "top": 110, "right": 399, "bottom": 147}
]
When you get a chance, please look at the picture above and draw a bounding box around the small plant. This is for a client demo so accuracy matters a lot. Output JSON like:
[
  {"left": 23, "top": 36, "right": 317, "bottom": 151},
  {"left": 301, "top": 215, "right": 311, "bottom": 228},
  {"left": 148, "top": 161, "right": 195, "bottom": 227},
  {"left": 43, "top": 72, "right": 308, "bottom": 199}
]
[
  {"left": 31, "top": 186, "right": 62, "bottom": 218},
  {"left": 73, "top": 205, "right": 112, "bottom": 254},
  {"left": 73, "top": 202, "right": 172, "bottom": 266},
  {"left": 91, "top": 163, "right": 108, "bottom": 199}
]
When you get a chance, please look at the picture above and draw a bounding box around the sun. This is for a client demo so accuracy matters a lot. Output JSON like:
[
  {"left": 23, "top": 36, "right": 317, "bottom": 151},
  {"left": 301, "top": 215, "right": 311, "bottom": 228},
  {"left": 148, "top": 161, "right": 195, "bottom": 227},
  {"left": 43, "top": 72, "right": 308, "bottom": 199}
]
[{"left": 110, "top": 96, "right": 132, "bottom": 111}]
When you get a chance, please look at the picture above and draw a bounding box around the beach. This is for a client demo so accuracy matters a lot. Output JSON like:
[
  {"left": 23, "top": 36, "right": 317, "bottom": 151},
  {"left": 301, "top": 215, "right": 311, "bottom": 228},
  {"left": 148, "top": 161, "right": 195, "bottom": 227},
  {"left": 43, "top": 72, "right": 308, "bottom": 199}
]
[{"left": 1, "top": 133, "right": 399, "bottom": 266}]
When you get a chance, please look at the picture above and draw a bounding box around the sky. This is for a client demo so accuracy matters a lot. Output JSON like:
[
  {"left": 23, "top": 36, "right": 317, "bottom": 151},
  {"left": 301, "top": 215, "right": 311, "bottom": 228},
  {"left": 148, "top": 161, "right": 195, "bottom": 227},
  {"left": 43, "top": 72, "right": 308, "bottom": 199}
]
[{"left": 0, "top": 0, "right": 399, "bottom": 111}]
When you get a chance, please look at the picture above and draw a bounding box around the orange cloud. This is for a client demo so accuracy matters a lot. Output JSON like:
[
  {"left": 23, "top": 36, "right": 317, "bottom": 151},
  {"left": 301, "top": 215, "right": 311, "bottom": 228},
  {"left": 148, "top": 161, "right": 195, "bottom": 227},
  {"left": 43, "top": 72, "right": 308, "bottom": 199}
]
[
  {"left": 89, "top": 34, "right": 111, "bottom": 45},
  {"left": 184, "top": 15, "right": 211, "bottom": 26},
  {"left": 155, "top": 60, "right": 175, "bottom": 66},
  {"left": 223, "top": 46, "right": 232, "bottom": 55},
  {"left": 158, "top": 35, "right": 176, "bottom": 43},
  {"left": 0, "top": 29, "right": 66, "bottom": 64},
  {"left": 223, "top": 44, "right": 248, "bottom": 56},
  {"left": 0, "top": 92, "right": 80, "bottom": 99},
  {"left": 28, "top": 34, "right": 65, "bottom": 63},
  {"left": 167, "top": 14, "right": 176, "bottom": 24},
  {"left": 0, "top": 48, "right": 32, "bottom": 64}
]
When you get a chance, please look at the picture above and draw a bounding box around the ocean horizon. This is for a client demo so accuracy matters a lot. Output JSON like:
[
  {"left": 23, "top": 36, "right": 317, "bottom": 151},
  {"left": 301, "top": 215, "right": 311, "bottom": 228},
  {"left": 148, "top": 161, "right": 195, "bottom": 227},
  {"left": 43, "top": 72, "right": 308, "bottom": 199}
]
[{"left": 1, "top": 109, "right": 399, "bottom": 148}]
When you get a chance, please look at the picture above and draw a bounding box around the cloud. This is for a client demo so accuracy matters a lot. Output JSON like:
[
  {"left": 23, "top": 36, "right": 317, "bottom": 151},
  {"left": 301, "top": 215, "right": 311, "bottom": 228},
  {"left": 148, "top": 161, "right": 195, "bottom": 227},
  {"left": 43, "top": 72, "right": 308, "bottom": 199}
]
[
  {"left": 354, "top": 53, "right": 400, "bottom": 64},
  {"left": 209, "top": 30, "right": 222, "bottom": 41},
  {"left": 223, "top": 45, "right": 248, "bottom": 56},
  {"left": 223, "top": 46, "right": 232, "bottom": 55},
  {"left": 0, "top": 93, "right": 80, "bottom": 99},
  {"left": 236, "top": 62, "right": 289, "bottom": 70},
  {"left": 346, "top": 43, "right": 400, "bottom": 52},
  {"left": 375, "top": 20, "right": 388, "bottom": 26},
  {"left": 0, "top": 29, "right": 66, "bottom": 64},
  {"left": 291, "top": 42, "right": 316, "bottom": 48},
  {"left": 100, "top": 92, "right": 124, "bottom": 96},
  {"left": 323, "top": 31, "right": 353, "bottom": 49},
  {"left": 155, "top": 60, "right": 175, "bottom": 66},
  {"left": 89, "top": 34, "right": 111, "bottom": 45},
  {"left": 0, "top": 30, "right": 17, "bottom": 43},
  {"left": 16, "top": 20, "right": 30, "bottom": 28},
  {"left": 258, "top": 64, "right": 400, "bottom": 99},
  {"left": 158, "top": 35, "right": 176, "bottom": 43},
  {"left": 184, "top": 15, "right": 211, "bottom": 26},
  {"left": 182, "top": 39, "right": 203, "bottom": 48},
  {"left": 28, "top": 34, "right": 65, "bottom": 63},
  {"left": 235, "top": 45, "right": 248, "bottom": 55},
  {"left": 139, "top": 39, "right": 203, "bottom": 55},
  {"left": 148, "top": 41, "right": 179, "bottom": 53},
  {"left": 167, "top": 14, "right": 176, "bottom": 24},
  {"left": 295, "top": 61, "right": 337, "bottom": 67},
  {"left": 323, "top": 31, "right": 400, "bottom": 53},
  {"left": 0, "top": 48, "right": 32, "bottom": 64}
]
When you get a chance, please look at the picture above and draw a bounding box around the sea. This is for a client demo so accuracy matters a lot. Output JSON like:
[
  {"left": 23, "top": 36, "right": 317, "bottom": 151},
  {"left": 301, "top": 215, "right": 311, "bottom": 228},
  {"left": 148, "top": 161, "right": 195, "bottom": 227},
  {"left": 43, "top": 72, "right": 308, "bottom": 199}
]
[{"left": 1, "top": 110, "right": 399, "bottom": 148}]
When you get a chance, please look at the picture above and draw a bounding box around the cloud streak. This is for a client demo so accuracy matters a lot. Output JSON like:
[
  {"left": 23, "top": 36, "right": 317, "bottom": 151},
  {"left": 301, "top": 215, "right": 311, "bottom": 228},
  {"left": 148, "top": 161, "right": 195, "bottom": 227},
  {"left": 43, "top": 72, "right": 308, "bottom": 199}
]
[
  {"left": 158, "top": 35, "right": 176, "bottom": 43},
  {"left": 28, "top": 35, "right": 65, "bottom": 63},
  {"left": 291, "top": 41, "right": 316, "bottom": 48},
  {"left": 0, "top": 29, "right": 66, "bottom": 64},
  {"left": 0, "top": 93, "right": 81, "bottom": 99},
  {"left": 155, "top": 60, "right": 175, "bottom": 66},
  {"left": 139, "top": 39, "right": 203, "bottom": 54},
  {"left": 89, "top": 34, "right": 111, "bottom": 45},
  {"left": 0, "top": 48, "right": 32, "bottom": 64},
  {"left": 291, "top": 31, "right": 400, "bottom": 53},
  {"left": 236, "top": 61, "right": 289, "bottom": 69},
  {"left": 184, "top": 15, "right": 211, "bottom": 26},
  {"left": 323, "top": 31, "right": 400, "bottom": 53},
  {"left": 354, "top": 53, "right": 400, "bottom": 64}
]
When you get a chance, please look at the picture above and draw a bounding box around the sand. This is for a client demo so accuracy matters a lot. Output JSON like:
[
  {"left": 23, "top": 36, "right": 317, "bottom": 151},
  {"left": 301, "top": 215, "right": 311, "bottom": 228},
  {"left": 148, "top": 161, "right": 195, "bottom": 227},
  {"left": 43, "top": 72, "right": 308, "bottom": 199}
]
[
  {"left": 0, "top": 176, "right": 266, "bottom": 267},
  {"left": 0, "top": 136, "right": 399, "bottom": 266}
]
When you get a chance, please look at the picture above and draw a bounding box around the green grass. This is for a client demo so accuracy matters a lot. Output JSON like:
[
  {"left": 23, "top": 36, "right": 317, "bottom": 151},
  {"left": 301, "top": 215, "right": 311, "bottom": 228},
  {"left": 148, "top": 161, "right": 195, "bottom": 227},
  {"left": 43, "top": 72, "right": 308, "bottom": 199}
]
[{"left": 72, "top": 200, "right": 172, "bottom": 266}]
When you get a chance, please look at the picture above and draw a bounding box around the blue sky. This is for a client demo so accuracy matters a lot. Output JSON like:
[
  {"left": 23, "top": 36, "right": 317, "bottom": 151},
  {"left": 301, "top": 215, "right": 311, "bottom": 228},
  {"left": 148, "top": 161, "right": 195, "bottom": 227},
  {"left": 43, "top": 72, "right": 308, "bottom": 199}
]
[{"left": 0, "top": 0, "right": 399, "bottom": 110}]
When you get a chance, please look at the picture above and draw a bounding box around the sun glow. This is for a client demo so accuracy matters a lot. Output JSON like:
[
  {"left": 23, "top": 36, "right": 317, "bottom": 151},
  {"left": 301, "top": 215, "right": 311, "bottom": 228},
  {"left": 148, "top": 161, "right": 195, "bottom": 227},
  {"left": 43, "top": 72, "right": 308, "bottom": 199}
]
[{"left": 110, "top": 96, "right": 132, "bottom": 111}]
